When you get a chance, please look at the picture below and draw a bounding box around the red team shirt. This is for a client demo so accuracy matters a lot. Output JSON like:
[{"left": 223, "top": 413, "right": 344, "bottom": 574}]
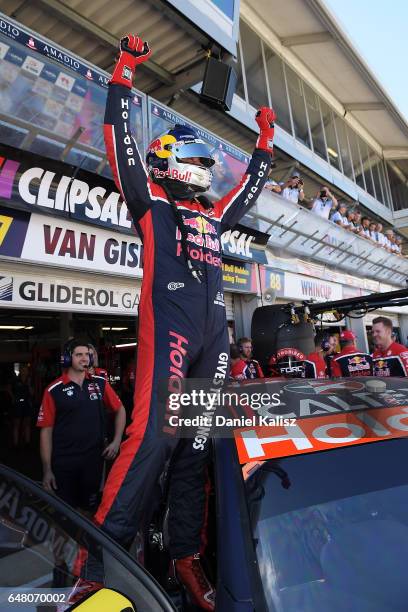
[
  {"left": 37, "top": 372, "right": 122, "bottom": 458},
  {"left": 230, "top": 359, "right": 264, "bottom": 380},
  {"left": 372, "top": 342, "right": 408, "bottom": 377},
  {"left": 331, "top": 344, "right": 373, "bottom": 377},
  {"left": 304, "top": 352, "right": 327, "bottom": 378}
]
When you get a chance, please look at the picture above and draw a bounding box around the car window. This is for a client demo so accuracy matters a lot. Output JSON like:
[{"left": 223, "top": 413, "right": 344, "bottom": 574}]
[
  {"left": 0, "top": 464, "right": 175, "bottom": 611},
  {"left": 245, "top": 439, "right": 408, "bottom": 612}
]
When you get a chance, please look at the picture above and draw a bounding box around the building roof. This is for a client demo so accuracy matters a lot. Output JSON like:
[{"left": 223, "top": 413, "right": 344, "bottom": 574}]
[
  {"left": 3, "top": 0, "right": 408, "bottom": 162},
  {"left": 242, "top": 0, "right": 408, "bottom": 160}
]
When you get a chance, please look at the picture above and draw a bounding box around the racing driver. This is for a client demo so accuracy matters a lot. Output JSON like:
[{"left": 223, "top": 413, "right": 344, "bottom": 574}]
[{"left": 73, "top": 35, "right": 275, "bottom": 610}]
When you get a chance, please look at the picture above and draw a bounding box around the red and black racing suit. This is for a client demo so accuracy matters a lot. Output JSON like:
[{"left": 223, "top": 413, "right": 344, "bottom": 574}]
[{"left": 83, "top": 83, "right": 271, "bottom": 578}]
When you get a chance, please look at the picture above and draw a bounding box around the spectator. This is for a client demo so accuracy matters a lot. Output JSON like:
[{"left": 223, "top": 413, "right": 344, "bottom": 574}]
[
  {"left": 229, "top": 344, "right": 250, "bottom": 380},
  {"left": 360, "top": 217, "right": 371, "bottom": 239},
  {"left": 353, "top": 210, "right": 363, "bottom": 234},
  {"left": 264, "top": 169, "right": 282, "bottom": 194},
  {"left": 346, "top": 209, "right": 357, "bottom": 232},
  {"left": 395, "top": 237, "right": 403, "bottom": 255},
  {"left": 369, "top": 221, "right": 378, "bottom": 242},
  {"left": 384, "top": 229, "right": 394, "bottom": 252},
  {"left": 376, "top": 222, "right": 386, "bottom": 247},
  {"left": 237, "top": 337, "right": 264, "bottom": 378},
  {"left": 331, "top": 330, "right": 372, "bottom": 377},
  {"left": 310, "top": 186, "right": 338, "bottom": 220},
  {"left": 372, "top": 316, "right": 408, "bottom": 376},
  {"left": 281, "top": 171, "right": 305, "bottom": 204},
  {"left": 37, "top": 339, "right": 126, "bottom": 512},
  {"left": 330, "top": 202, "right": 349, "bottom": 228},
  {"left": 390, "top": 233, "right": 400, "bottom": 255},
  {"left": 304, "top": 332, "right": 328, "bottom": 378}
]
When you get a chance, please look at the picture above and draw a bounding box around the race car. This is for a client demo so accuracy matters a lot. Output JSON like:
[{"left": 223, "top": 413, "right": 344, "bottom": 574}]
[{"left": 1, "top": 375, "right": 408, "bottom": 611}]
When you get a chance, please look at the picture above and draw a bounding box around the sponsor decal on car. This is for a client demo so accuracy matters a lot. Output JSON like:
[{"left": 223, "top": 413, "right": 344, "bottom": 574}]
[{"left": 235, "top": 405, "right": 408, "bottom": 463}]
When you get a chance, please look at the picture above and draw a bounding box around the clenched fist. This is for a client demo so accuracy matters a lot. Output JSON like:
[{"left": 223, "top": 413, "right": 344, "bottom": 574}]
[
  {"left": 255, "top": 106, "right": 276, "bottom": 155},
  {"left": 119, "top": 35, "right": 151, "bottom": 63},
  {"left": 110, "top": 34, "right": 152, "bottom": 87}
]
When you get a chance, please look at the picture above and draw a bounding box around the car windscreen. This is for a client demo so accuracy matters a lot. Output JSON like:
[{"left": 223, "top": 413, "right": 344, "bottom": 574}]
[{"left": 244, "top": 438, "right": 408, "bottom": 612}]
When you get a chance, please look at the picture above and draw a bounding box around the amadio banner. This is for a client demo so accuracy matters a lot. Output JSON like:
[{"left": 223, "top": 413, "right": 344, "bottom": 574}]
[
  {"left": 0, "top": 15, "right": 110, "bottom": 87},
  {"left": 0, "top": 271, "right": 140, "bottom": 315},
  {"left": 0, "top": 205, "right": 143, "bottom": 277}
]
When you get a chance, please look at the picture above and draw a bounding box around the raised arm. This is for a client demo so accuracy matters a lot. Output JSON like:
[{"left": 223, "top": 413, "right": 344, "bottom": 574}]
[
  {"left": 214, "top": 107, "right": 275, "bottom": 230},
  {"left": 104, "top": 35, "right": 159, "bottom": 223}
]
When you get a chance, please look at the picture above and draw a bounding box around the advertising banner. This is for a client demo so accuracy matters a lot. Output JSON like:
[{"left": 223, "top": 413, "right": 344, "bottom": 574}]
[
  {"left": 0, "top": 205, "right": 143, "bottom": 277},
  {"left": 258, "top": 266, "right": 285, "bottom": 298},
  {"left": 222, "top": 258, "right": 258, "bottom": 293},
  {"left": 0, "top": 15, "right": 110, "bottom": 87},
  {"left": 0, "top": 20, "right": 145, "bottom": 159},
  {"left": 284, "top": 271, "right": 343, "bottom": 302},
  {"left": 0, "top": 145, "right": 134, "bottom": 233},
  {"left": 221, "top": 224, "right": 269, "bottom": 264},
  {"left": 0, "top": 271, "right": 140, "bottom": 315}
]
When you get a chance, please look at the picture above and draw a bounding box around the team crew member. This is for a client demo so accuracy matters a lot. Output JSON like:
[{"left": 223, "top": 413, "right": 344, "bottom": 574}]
[
  {"left": 304, "top": 333, "right": 328, "bottom": 378},
  {"left": 73, "top": 35, "right": 274, "bottom": 609},
  {"left": 372, "top": 316, "right": 408, "bottom": 376},
  {"left": 237, "top": 337, "right": 264, "bottom": 379},
  {"left": 229, "top": 344, "right": 249, "bottom": 380},
  {"left": 324, "top": 333, "right": 338, "bottom": 377},
  {"left": 37, "top": 339, "right": 126, "bottom": 511},
  {"left": 331, "top": 330, "right": 373, "bottom": 377},
  {"left": 88, "top": 344, "right": 108, "bottom": 380}
]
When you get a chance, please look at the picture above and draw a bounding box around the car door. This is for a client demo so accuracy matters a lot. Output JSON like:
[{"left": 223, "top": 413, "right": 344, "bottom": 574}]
[{"left": 0, "top": 463, "right": 176, "bottom": 611}]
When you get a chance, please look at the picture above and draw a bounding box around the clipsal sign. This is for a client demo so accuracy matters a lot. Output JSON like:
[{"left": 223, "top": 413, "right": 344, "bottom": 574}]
[
  {"left": 0, "top": 148, "right": 132, "bottom": 231},
  {"left": 221, "top": 224, "right": 269, "bottom": 264},
  {"left": 234, "top": 405, "right": 408, "bottom": 463}
]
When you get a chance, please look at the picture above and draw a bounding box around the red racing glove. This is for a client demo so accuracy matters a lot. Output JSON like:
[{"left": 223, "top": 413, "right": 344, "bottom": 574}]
[
  {"left": 255, "top": 107, "right": 276, "bottom": 154},
  {"left": 110, "top": 34, "right": 151, "bottom": 87}
]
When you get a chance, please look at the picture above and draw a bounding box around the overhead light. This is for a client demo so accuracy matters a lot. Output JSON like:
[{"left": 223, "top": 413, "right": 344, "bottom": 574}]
[
  {"left": 102, "top": 327, "right": 129, "bottom": 331},
  {"left": 0, "top": 325, "right": 34, "bottom": 330},
  {"left": 115, "top": 342, "right": 137, "bottom": 348},
  {"left": 327, "top": 147, "right": 338, "bottom": 158}
]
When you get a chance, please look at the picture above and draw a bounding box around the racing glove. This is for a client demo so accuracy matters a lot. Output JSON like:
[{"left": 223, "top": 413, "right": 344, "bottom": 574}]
[
  {"left": 110, "top": 34, "right": 151, "bottom": 87},
  {"left": 255, "top": 107, "right": 276, "bottom": 154}
]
